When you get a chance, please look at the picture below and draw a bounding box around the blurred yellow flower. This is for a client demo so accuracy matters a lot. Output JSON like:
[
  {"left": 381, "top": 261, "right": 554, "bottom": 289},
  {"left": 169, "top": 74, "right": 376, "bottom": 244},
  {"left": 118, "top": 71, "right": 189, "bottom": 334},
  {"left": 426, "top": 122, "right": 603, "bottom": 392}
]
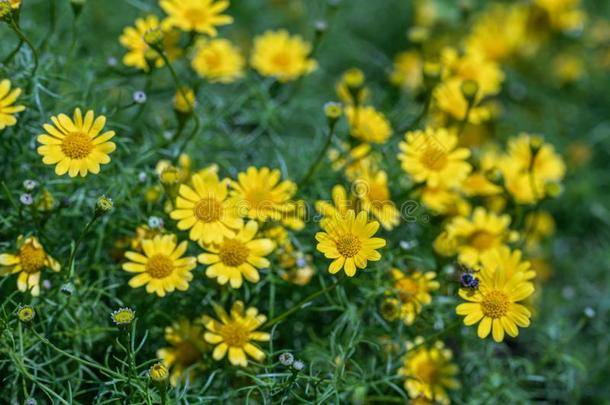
[
  {"left": 353, "top": 167, "right": 400, "bottom": 230},
  {"left": 315, "top": 210, "right": 385, "bottom": 277},
  {"left": 315, "top": 184, "right": 355, "bottom": 219},
  {"left": 157, "top": 319, "right": 208, "bottom": 385},
  {"left": 420, "top": 185, "right": 471, "bottom": 216},
  {"left": 535, "top": 0, "right": 585, "bottom": 32},
  {"left": 170, "top": 171, "right": 243, "bottom": 244},
  {"left": 202, "top": 301, "right": 270, "bottom": 367},
  {"left": 390, "top": 51, "right": 424, "bottom": 92},
  {"left": 336, "top": 67, "right": 369, "bottom": 104},
  {"left": 398, "top": 337, "right": 459, "bottom": 405},
  {"left": 456, "top": 264, "right": 534, "bottom": 342},
  {"left": 433, "top": 78, "right": 492, "bottom": 124},
  {"left": 446, "top": 207, "right": 514, "bottom": 266},
  {"left": 160, "top": 0, "right": 233, "bottom": 35},
  {"left": 119, "top": 15, "right": 181, "bottom": 71},
  {"left": 441, "top": 47, "right": 504, "bottom": 97},
  {"left": 174, "top": 86, "right": 196, "bottom": 114},
  {"left": 37, "top": 108, "right": 116, "bottom": 177},
  {"left": 198, "top": 221, "right": 275, "bottom": 288},
  {"left": 0, "top": 79, "right": 25, "bottom": 130},
  {"left": 191, "top": 38, "right": 245, "bottom": 83},
  {"left": 391, "top": 269, "right": 439, "bottom": 325},
  {"left": 122, "top": 234, "right": 196, "bottom": 297},
  {"left": 0, "top": 236, "right": 60, "bottom": 296},
  {"left": 345, "top": 106, "right": 392, "bottom": 144},
  {"left": 250, "top": 30, "right": 317, "bottom": 82},
  {"left": 553, "top": 52, "right": 585, "bottom": 84},
  {"left": 398, "top": 127, "right": 471, "bottom": 188},
  {"left": 230, "top": 166, "right": 297, "bottom": 223}
]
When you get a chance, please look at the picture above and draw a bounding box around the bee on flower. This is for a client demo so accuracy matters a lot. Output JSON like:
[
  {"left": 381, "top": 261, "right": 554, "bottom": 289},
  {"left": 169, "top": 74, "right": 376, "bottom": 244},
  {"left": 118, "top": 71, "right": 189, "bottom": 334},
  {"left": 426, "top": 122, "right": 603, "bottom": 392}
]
[{"left": 0, "top": 236, "right": 60, "bottom": 296}]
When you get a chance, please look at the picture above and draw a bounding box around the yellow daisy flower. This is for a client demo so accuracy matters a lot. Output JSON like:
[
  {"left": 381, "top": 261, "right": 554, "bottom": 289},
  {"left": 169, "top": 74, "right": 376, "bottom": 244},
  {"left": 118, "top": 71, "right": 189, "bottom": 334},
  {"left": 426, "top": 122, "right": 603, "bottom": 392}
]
[
  {"left": 0, "top": 79, "right": 25, "bottom": 130},
  {"left": 389, "top": 50, "right": 424, "bottom": 92},
  {"left": 523, "top": 211, "right": 556, "bottom": 248},
  {"left": 446, "top": 207, "right": 514, "bottom": 266},
  {"left": 433, "top": 78, "right": 492, "bottom": 124},
  {"left": 480, "top": 247, "right": 536, "bottom": 281},
  {"left": 398, "top": 127, "right": 472, "bottom": 188},
  {"left": 198, "top": 221, "right": 275, "bottom": 289},
  {"left": 122, "top": 234, "right": 196, "bottom": 297},
  {"left": 440, "top": 47, "right": 505, "bottom": 98},
  {"left": 328, "top": 142, "right": 373, "bottom": 178},
  {"left": 315, "top": 210, "right": 386, "bottom": 277},
  {"left": 419, "top": 185, "right": 471, "bottom": 216},
  {"left": 229, "top": 166, "right": 298, "bottom": 223},
  {"left": 191, "top": 38, "right": 245, "bottom": 83},
  {"left": 202, "top": 301, "right": 270, "bottom": 367},
  {"left": 0, "top": 236, "right": 60, "bottom": 296},
  {"left": 398, "top": 337, "right": 460, "bottom": 405},
  {"left": 36, "top": 108, "right": 116, "bottom": 177},
  {"left": 170, "top": 171, "right": 243, "bottom": 244},
  {"left": 119, "top": 15, "right": 181, "bottom": 71},
  {"left": 160, "top": 0, "right": 233, "bottom": 35},
  {"left": 345, "top": 105, "right": 392, "bottom": 144},
  {"left": 157, "top": 319, "right": 208, "bottom": 385},
  {"left": 250, "top": 30, "right": 317, "bottom": 82},
  {"left": 456, "top": 264, "right": 535, "bottom": 342},
  {"left": 353, "top": 167, "right": 400, "bottom": 230},
  {"left": 391, "top": 269, "right": 439, "bottom": 325},
  {"left": 335, "top": 67, "right": 370, "bottom": 105},
  {"left": 535, "top": 0, "right": 585, "bottom": 32}
]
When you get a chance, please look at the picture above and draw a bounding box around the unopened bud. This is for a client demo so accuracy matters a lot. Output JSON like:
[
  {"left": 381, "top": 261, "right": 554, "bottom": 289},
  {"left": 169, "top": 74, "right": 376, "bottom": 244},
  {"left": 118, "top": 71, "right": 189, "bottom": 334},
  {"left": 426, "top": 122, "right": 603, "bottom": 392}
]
[
  {"left": 460, "top": 80, "right": 479, "bottom": 103},
  {"left": 279, "top": 352, "right": 294, "bottom": 366},
  {"left": 95, "top": 196, "right": 113, "bottom": 215},
  {"left": 17, "top": 305, "right": 35, "bottom": 323}
]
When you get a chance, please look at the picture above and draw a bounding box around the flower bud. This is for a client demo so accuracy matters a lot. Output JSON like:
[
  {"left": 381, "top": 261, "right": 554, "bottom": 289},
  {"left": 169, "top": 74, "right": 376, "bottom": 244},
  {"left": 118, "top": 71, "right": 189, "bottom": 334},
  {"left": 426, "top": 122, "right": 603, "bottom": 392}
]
[
  {"left": 324, "top": 101, "right": 342, "bottom": 129},
  {"left": 143, "top": 28, "right": 164, "bottom": 48},
  {"left": 174, "top": 87, "right": 196, "bottom": 115},
  {"left": 279, "top": 352, "right": 294, "bottom": 366},
  {"left": 149, "top": 362, "right": 169, "bottom": 384},
  {"left": 60, "top": 282, "right": 75, "bottom": 296},
  {"left": 292, "top": 359, "right": 305, "bottom": 371},
  {"left": 111, "top": 307, "right": 135, "bottom": 327},
  {"left": 460, "top": 80, "right": 479, "bottom": 103},
  {"left": 95, "top": 196, "right": 114, "bottom": 216},
  {"left": 17, "top": 305, "right": 35, "bottom": 323}
]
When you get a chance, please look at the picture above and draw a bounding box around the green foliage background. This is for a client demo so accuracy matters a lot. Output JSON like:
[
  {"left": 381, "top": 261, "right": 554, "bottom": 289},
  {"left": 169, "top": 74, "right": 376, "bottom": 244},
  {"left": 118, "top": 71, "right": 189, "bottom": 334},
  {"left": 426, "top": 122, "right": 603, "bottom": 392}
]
[{"left": 1, "top": 0, "right": 609, "bottom": 403}]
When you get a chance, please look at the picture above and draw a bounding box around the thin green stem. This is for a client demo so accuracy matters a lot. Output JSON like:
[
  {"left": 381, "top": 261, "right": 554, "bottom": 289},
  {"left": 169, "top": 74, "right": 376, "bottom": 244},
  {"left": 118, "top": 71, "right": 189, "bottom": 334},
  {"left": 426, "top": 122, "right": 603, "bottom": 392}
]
[
  {"left": 298, "top": 124, "right": 336, "bottom": 189},
  {"left": 9, "top": 19, "right": 39, "bottom": 76},
  {"left": 66, "top": 214, "right": 100, "bottom": 280},
  {"left": 265, "top": 278, "right": 342, "bottom": 328}
]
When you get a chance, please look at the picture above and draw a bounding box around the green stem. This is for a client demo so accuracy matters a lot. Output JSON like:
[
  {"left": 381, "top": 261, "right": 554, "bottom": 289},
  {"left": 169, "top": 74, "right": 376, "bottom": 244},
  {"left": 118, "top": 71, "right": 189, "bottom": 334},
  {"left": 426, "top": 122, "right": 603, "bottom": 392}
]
[
  {"left": 2, "top": 39, "right": 23, "bottom": 64},
  {"left": 9, "top": 19, "right": 39, "bottom": 76},
  {"left": 298, "top": 124, "right": 336, "bottom": 189},
  {"left": 265, "top": 278, "right": 342, "bottom": 328},
  {"left": 65, "top": 214, "right": 100, "bottom": 280}
]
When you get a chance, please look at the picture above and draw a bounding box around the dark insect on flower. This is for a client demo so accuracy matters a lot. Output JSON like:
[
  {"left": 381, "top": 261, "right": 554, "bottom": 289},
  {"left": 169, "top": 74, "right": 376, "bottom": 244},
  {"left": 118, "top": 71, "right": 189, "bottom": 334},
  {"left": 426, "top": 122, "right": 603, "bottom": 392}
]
[{"left": 458, "top": 264, "right": 480, "bottom": 289}]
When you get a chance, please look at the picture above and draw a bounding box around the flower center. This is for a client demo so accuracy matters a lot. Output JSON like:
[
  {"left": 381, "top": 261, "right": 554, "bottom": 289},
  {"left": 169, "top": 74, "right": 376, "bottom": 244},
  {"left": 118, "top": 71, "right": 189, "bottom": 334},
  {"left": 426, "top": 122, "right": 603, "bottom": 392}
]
[
  {"left": 174, "top": 341, "right": 201, "bottom": 366},
  {"left": 420, "top": 145, "right": 448, "bottom": 171},
  {"left": 19, "top": 243, "right": 46, "bottom": 274},
  {"left": 146, "top": 254, "right": 174, "bottom": 278},
  {"left": 245, "top": 188, "right": 272, "bottom": 211},
  {"left": 481, "top": 290, "right": 510, "bottom": 318},
  {"left": 185, "top": 8, "right": 209, "bottom": 26},
  {"left": 468, "top": 230, "right": 498, "bottom": 250},
  {"left": 415, "top": 359, "right": 440, "bottom": 385},
  {"left": 219, "top": 239, "right": 249, "bottom": 267},
  {"left": 397, "top": 278, "right": 419, "bottom": 301},
  {"left": 336, "top": 234, "right": 361, "bottom": 258},
  {"left": 61, "top": 132, "right": 93, "bottom": 159},
  {"left": 194, "top": 198, "right": 223, "bottom": 223},
  {"left": 368, "top": 183, "right": 390, "bottom": 209},
  {"left": 272, "top": 52, "right": 291, "bottom": 69},
  {"left": 205, "top": 51, "right": 222, "bottom": 69},
  {"left": 220, "top": 322, "right": 249, "bottom": 347}
]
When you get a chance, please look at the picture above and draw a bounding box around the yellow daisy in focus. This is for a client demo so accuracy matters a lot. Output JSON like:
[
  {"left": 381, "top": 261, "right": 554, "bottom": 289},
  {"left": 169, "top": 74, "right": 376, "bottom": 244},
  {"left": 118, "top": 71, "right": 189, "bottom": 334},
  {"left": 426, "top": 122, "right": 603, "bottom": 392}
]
[
  {"left": 198, "top": 221, "right": 275, "bottom": 288},
  {"left": 36, "top": 108, "right": 116, "bottom": 177},
  {"left": 315, "top": 210, "right": 386, "bottom": 277},
  {"left": 230, "top": 166, "right": 298, "bottom": 223},
  {"left": 0, "top": 236, "right": 60, "bottom": 296},
  {"left": 122, "top": 234, "right": 196, "bottom": 297},
  {"left": 398, "top": 337, "right": 459, "bottom": 405},
  {"left": 170, "top": 171, "right": 243, "bottom": 244},
  {"left": 0, "top": 79, "right": 25, "bottom": 130},
  {"left": 191, "top": 38, "right": 245, "bottom": 83},
  {"left": 119, "top": 15, "right": 181, "bottom": 71},
  {"left": 391, "top": 269, "right": 439, "bottom": 325},
  {"left": 157, "top": 319, "right": 208, "bottom": 385},
  {"left": 202, "top": 301, "right": 270, "bottom": 367},
  {"left": 353, "top": 167, "right": 400, "bottom": 230},
  {"left": 160, "top": 0, "right": 233, "bottom": 35},
  {"left": 250, "top": 30, "right": 317, "bottom": 82},
  {"left": 345, "top": 105, "right": 392, "bottom": 144},
  {"left": 398, "top": 127, "right": 471, "bottom": 188},
  {"left": 446, "top": 207, "right": 514, "bottom": 266},
  {"left": 456, "top": 264, "right": 534, "bottom": 342}
]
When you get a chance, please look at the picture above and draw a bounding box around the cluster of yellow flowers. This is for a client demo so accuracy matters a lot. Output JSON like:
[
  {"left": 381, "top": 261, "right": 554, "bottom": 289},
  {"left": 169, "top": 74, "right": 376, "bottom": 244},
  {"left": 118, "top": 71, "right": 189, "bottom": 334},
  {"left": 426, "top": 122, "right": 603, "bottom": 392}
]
[{"left": 1, "top": 0, "right": 590, "bottom": 402}]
